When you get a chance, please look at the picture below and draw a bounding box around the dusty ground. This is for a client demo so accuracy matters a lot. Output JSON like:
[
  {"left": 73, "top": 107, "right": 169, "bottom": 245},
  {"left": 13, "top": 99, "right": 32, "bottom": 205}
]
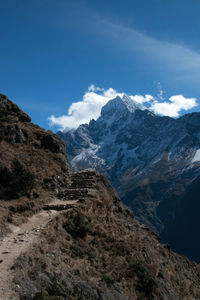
[{"left": 0, "top": 199, "right": 78, "bottom": 299}]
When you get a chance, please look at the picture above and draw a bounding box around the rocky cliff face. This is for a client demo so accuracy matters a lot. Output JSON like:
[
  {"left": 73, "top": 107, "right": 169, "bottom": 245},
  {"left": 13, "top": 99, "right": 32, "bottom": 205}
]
[
  {"left": 58, "top": 95, "right": 200, "bottom": 262},
  {"left": 1, "top": 95, "right": 200, "bottom": 299}
]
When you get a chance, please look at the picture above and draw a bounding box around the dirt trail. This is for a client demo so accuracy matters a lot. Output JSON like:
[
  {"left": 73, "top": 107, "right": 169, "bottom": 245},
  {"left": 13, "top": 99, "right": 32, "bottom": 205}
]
[
  {"left": 0, "top": 171, "right": 96, "bottom": 299},
  {"left": 0, "top": 199, "right": 78, "bottom": 300}
]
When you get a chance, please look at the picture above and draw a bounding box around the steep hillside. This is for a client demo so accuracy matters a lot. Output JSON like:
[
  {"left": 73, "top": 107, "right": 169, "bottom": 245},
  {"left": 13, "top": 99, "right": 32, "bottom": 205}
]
[
  {"left": 10, "top": 172, "right": 200, "bottom": 300},
  {"left": 1, "top": 94, "right": 200, "bottom": 299},
  {"left": 58, "top": 95, "right": 200, "bottom": 262},
  {"left": 0, "top": 94, "right": 69, "bottom": 237},
  {"left": 159, "top": 176, "right": 200, "bottom": 261}
]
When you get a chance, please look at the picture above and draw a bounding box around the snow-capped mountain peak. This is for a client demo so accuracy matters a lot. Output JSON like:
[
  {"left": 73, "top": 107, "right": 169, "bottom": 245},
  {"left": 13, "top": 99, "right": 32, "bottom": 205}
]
[
  {"left": 122, "top": 94, "right": 146, "bottom": 112},
  {"left": 101, "top": 94, "right": 146, "bottom": 117},
  {"left": 58, "top": 101, "right": 200, "bottom": 263}
]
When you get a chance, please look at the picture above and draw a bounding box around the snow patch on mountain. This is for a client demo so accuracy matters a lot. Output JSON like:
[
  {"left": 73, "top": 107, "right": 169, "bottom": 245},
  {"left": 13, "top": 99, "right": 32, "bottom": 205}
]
[
  {"left": 71, "top": 143, "right": 105, "bottom": 169},
  {"left": 60, "top": 95, "right": 200, "bottom": 188},
  {"left": 101, "top": 95, "right": 146, "bottom": 117},
  {"left": 192, "top": 149, "right": 200, "bottom": 162},
  {"left": 122, "top": 94, "right": 146, "bottom": 112}
]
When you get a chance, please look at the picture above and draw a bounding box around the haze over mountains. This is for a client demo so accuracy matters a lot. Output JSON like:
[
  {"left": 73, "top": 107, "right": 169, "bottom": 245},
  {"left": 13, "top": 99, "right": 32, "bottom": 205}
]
[{"left": 58, "top": 94, "right": 200, "bottom": 262}]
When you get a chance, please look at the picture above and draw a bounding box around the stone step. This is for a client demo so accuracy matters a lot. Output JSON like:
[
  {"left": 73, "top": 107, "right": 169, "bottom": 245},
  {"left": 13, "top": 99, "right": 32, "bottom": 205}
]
[
  {"left": 70, "top": 176, "right": 95, "bottom": 181},
  {"left": 68, "top": 185, "right": 94, "bottom": 189},
  {"left": 42, "top": 203, "right": 77, "bottom": 211},
  {"left": 69, "top": 178, "right": 95, "bottom": 182},
  {"left": 58, "top": 191, "right": 89, "bottom": 199},
  {"left": 63, "top": 194, "right": 95, "bottom": 200},
  {"left": 60, "top": 189, "right": 89, "bottom": 195}
]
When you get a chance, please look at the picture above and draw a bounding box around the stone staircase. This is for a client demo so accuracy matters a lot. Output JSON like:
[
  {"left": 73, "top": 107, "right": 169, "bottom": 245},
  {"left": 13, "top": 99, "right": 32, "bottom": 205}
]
[
  {"left": 58, "top": 170, "right": 96, "bottom": 201},
  {"left": 42, "top": 201, "right": 78, "bottom": 211},
  {"left": 43, "top": 170, "right": 97, "bottom": 211}
]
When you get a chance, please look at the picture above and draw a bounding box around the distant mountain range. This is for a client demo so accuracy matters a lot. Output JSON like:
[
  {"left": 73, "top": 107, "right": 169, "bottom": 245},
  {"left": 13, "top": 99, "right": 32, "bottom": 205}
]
[{"left": 58, "top": 94, "right": 200, "bottom": 262}]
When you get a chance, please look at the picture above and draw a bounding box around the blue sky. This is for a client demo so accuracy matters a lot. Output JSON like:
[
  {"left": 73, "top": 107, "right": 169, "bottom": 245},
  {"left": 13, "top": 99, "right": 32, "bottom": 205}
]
[{"left": 0, "top": 0, "right": 200, "bottom": 131}]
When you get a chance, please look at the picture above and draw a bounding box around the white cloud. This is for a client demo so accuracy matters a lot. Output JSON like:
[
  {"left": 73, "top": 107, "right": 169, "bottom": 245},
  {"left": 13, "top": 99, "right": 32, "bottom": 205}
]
[
  {"left": 48, "top": 86, "right": 124, "bottom": 131},
  {"left": 49, "top": 86, "right": 198, "bottom": 130},
  {"left": 151, "top": 95, "right": 197, "bottom": 117},
  {"left": 130, "top": 94, "right": 154, "bottom": 104},
  {"left": 154, "top": 82, "right": 165, "bottom": 101}
]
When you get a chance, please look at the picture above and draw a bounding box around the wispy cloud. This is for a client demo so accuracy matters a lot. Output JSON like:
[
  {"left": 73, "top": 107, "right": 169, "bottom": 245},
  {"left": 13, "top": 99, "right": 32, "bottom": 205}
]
[
  {"left": 92, "top": 16, "right": 200, "bottom": 84},
  {"left": 130, "top": 94, "right": 154, "bottom": 104},
  {"left": 151, "top": 95, "right": 197, "bottom": 117},
  {"left": 154, "top": 82, "right": 166, "bottom": 101},
  {"left": 50, "top": 2, "right": 200, "bottom": 84},
  {"left": 48, "top": 85, "right": 197, "bottom": 131}
]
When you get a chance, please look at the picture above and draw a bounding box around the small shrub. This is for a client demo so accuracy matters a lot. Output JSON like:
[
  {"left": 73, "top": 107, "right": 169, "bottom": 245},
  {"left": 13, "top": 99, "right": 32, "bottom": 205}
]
[
  {"left": 0, "top": 165, "right": 13, "bottom": 184},
  {"left": 127, "top": 261, "right": 157, "bottom": 298},
  {"left": 63, "top": 211, "right": 92, "bottom": 238},
  {"left": 46, "top": 280, "right": 67, "bottom": 299},
  {"left": 0, "top": 110, "right": 10, "bottom": 122},
  {"left": 43, "top": 279, "right": 97, "bottom": 300},
  {"left": 11, "top": 159, "right": 35, "bottom": 196},
  {"left": 70, "top": 245, "right": 84, "bottom": 258},
  {"left": 0, "top": 159, "right": 35, "bottom": 199},
  {"left": 102, "top": 274, "right": 115, "bottom": 287},
  {"left": 33, "top": 290, "right": 64, "bottom": 299},
  {"left": 0, "top": 164, "right": 15, "bottom": 199},
  {"left": 0, "top": 127, "right": 5, "bottom": 141}
]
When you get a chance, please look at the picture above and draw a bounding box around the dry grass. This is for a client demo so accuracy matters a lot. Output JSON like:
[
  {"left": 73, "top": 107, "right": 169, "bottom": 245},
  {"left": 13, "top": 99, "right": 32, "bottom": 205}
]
[{"left": 12, "top": 173, "right": 200, "bottom": 300}]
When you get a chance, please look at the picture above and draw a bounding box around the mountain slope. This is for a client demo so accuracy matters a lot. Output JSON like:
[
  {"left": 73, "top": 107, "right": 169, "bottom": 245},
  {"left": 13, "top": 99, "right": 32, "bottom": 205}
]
[
  {"left": 59, "top": 95, "right": 200, "bottom": 262},
  {"left": 11, "top": 171, "right": 200, "bottom": 300},
  {"left": 0, "top": 94, "right": 69, "bottom": 237},
  {"left": 1, "top": 94, "right": 200, "bottom": 299}
]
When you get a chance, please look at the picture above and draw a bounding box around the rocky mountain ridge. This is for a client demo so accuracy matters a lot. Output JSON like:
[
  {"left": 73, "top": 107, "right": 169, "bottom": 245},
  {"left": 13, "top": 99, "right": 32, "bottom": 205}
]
[
  {"left": 1, "top": 94, "right": 200, "bottom": 299},
  {"left": 59, "top": 94, "right": 200, "bottom": 262}
]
